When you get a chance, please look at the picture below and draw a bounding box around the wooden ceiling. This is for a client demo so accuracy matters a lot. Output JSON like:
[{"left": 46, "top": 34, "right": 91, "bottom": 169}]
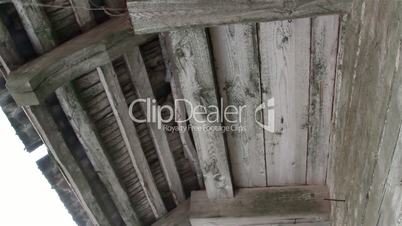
[{"left": 1, "top": 0, "right": 402, "bottom": 226}]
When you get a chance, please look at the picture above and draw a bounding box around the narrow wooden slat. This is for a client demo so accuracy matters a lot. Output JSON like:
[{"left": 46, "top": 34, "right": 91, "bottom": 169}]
[
  {"left": 190, "top": 185, "right": 330, "bottom": 226},
  {"left": 307, "top": 15, "right": 339, "bottom": 185},
  {"left": 259, "top": 19, "right": 310, "bottom": 186},
  {"left": 27, "top": 105, "right": 112, "bottom": 226},
  {"left": 151, "top": 199, "right": 191, "bottom": 226},
  {"left": 97, "top": 62, "right": 167, "bottom": 217},
  {"left": 56, "top": 84, "right": 143, "bottom": 226},
  {"left": 127, "top": 0, "right": 351, "bottom": 34},
  {"left": 12, "top": 0, "right": 55, "bottom": 53},
  {"left": 69, "top": 0, "right": 96, "bottom": 31},
  {"left": 166, "top": 28, "right": 234, "bottom": 199},
  {"left": 210, "top": 24, "right": 265, "bottom": 187},
  {"left": 124, "top": 46, "right": 186, "bottom": 204}
]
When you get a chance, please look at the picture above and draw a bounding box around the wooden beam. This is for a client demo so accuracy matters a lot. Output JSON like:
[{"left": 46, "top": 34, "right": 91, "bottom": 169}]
[
  {"left": 170, "top": 72, "right": 204, "bottom": 189},
  {"left": 12, "top": 0, "right": 55, "bottom": 54},
  {"left": 307, "top": 15, "right": 339, "bottom": 185},
  {"left": 151, "top": 199, "right": 191, "bottom": 226},
  {"left": 69, "top": 0, "right": 96, "bottom": 31},
  {"left": 56, "top": 84, "right": 143, "bottom": 226},
  {"left": 124, "top": 46, "right": 186, "bottom": 204},
  {"left": 6, "top": 18, "right": 154, "bottom": 106},
  {"left": 159, "top": 32, "right": 204, "bottom": 189},
  {"left": 127, "top": 0, "right": 352, "bottom": 34},
  {"left": 190, "top": 185, "right": 330, "bottom": 226},
  {"left": 0, "top": 18, "right": 23, "bottom": 72},
  {"left": 209, "top": 24, "right": 265, "bottom": 187},
  {"left": 259, "top": 18, "right": 310, "bottom": 186},
  {"left": 27, "top": 105, "right": 113, "bottom": 226},
  {"left": 97, "top": 63, "right": 167, "bottom": 217},
  {"left": 166, "top": 28, "right": 234, "bottom": 199}
]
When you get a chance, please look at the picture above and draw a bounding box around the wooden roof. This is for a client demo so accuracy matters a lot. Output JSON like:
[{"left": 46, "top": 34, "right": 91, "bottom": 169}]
[{"left": 1, "top": 0, "right": 402, "bottom": 226}]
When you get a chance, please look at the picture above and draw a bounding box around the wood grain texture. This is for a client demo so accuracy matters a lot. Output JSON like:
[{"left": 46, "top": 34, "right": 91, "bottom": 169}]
[
  {"left": 127, "top": 0, "right": 351, "bottom": 34},
  {"left": 69, "top": 0, "right": 96, "bottom": 31},
  {"left": 6, "top": 18, "right": 153, "bottom": 106},
  {"left": 328, "top": 0, "right": 402, "bottom": 225},
  {"left": 361, "top": 39, "right": 402, "bottom": 226},
  {"left": 56, "top": 84, "right": 143, "bottom": 226},
  {"left": 98, "top": 63, "right": 167, "bottom": 218},
  {"left": 0, "top": 18, "right": 23, "bottom": 72},
  {"left": 27, "top": 105, "right": 112, "bottom": 226},
  {"left": 259, "top": 18, "right": 310, "bottom": 186},
  {"left": 151, "top": 199, "right": 191, "bottom": 226},
  {"left": 190, "top": 185, "right": 330, "bottom": 226},
  {"left": 209, "top": 24, "right": 266, "bottom": 187},
  {"left": 124, "top": 46, "right": 185, "bottom": 205},
  {"left": 12, "top": 0, "right": 55, "bottom": 53},
  {"left": 307, "top": 15, "right": 339, "bottom": 185},
  {"left": 166, "top": 28, "right": 234, "bottom": 199},
  {"left": 159, "top": 32, "right": 204, "bottom": 189}
]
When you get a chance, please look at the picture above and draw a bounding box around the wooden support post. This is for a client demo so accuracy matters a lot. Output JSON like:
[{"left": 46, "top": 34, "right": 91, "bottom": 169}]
[
  {"left": 259, "top": 18, "right": 310, "bottom": 186},
  {"left": 97, "top": 63, "right": 167, "bottom": 217},
  {"left": 307, "top": 15, "right": 339, "bottom": 185},
  {"left": 56, "top": 84, "right": 143, "bottom": 226},
  {"left": 11, "top": 0, "right": 55, "bottom": 54},
  {"left": 124, "top": 46, "right": 186, "bottom": 204},
  {"left": 190, "top": 185, "right": 330, "bottom": 226},
  {"left": 69, "top": 0, "right": 96, "bottom": 31},
  {"left": 127, "top": 0, "right": 352, "bottom": 34},
  {"left": 209, "top": 24, "right": 266, "bottom": 187},
  {"left": 166, "top": 28, "right": 234, "bottom": 199},
  {"left": 27, "top": 105, "right": 113, "bottom": 226}
]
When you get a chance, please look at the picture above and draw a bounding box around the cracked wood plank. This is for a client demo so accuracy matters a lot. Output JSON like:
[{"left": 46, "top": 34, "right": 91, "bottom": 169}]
[
  {"left": 259, "top": 18, "right": 310, "bottom": 186},
  {"left": 209, "top": 24, "right": 266, "bottom": 187},
  {"left": 166, "top": 28, "right": 234, "bottom": 199}
]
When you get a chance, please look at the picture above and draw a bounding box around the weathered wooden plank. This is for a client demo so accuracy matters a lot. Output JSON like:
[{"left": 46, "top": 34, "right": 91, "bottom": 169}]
[
  {"left": 56, "top": 84, "right": 143, "bottom": 226},
  {"left": 376, "top": 127, "right": 402, "bottom": 226},
  {"left": 69, "top": 0, "right": 96, "bottom": 31},
  {"left": 12, "top": 0, "right": 55, "bottom": 53},
  {"left": 27, "top": 105, "right": 112, "bottom": 226},
  {"left": 307, "top": 15, "right": 339, "bottom": 185},
  {"left": 190, "top": 185, "right": 330, "bottom": 226},
  {"left": 127, "top": 0, "right": 351, "bottom": 34},
  {"left": 97, "top": 63, "right": 167, "bottom": 217},
  {"left": 210, "top": 24, "right": 265, "bottom": 187},
  {"left": 166, "top": 28, "right": 234, "bottom": 199},
  {"left": 6, "top": 18, "right": 154, "bottom": 106},
  {"left": 124, "top": 46, "right": 186, "bottom": 205},
  {"left": 361, "top": 40, "right": 402, "bottom": 226},
  {"left": 0, "top": 18, "right": 23, "bottom": 72},
  {"left": 259, "top": 18, "right": 310, "bottom": 186},
  {"left": 328, "top": 0, "right": 402, "bottom": 225},
  {"left": 151, "top": 199, "right": 191, "bottom": 226},
  {"left": 159, "top": 32, "right": 204, "bottom": 189}
]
